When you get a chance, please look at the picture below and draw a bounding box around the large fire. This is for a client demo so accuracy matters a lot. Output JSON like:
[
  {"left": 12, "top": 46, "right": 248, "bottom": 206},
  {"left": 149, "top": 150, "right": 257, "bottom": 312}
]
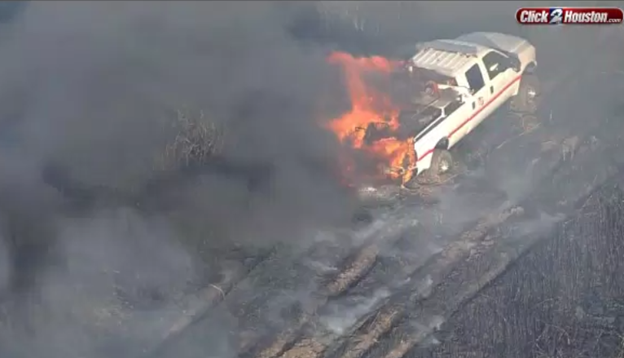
[{"left": 326, "top": 51, "right": 416, "bottom": 185}]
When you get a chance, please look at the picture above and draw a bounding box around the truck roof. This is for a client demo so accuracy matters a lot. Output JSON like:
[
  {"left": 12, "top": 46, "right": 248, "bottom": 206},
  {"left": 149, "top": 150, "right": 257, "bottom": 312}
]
[
  {"left": 411, "top": 39, "right": 490, "bottom": 78},
  {"left": 411, "top": 32, "right": 529, "bottom": 78},
  {"left": 455, "top": 32, "right": 529, "bottom": 54}
]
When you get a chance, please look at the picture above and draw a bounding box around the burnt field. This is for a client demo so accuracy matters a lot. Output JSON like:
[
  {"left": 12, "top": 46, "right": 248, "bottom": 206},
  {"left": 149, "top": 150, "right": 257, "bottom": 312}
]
[
  {"left": 415, "top": 180, "right": 624, "bottom": 358},
  {"left": 1, "top": 3, "right": 624, "bottom": 358}
]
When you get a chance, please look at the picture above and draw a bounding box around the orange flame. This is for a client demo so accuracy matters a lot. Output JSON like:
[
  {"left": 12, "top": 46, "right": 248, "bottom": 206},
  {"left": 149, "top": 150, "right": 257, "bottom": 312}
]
[{"left": 326, "top": 51, "right": 416, "bottom": 185}]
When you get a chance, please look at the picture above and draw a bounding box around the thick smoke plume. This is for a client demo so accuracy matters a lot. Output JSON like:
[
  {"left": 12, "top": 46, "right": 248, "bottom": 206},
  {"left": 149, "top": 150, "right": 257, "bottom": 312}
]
[{"left": 0, "top": 2, "right": 356, "bottom": 357}]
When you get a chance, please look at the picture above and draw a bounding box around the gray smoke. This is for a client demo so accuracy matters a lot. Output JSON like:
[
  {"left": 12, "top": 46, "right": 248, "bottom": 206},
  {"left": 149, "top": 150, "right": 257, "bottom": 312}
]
[{"left": 0, "top": 2, "right": 357, "bottom": 357}]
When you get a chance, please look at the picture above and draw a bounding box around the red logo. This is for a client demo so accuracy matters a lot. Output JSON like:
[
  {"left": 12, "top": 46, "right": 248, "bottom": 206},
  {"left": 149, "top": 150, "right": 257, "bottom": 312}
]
[{"left": 516, "top": 7, "right": 623, "bottom": 24}]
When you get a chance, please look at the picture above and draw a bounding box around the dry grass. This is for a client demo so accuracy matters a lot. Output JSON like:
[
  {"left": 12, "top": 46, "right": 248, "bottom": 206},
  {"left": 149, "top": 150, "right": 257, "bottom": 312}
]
[
  {"left": 155, "top": 108, "right": 225, "bottom": 171},
  {"left": 340, "top": 308, "right": 402, "bottom": 358},
  {"left": 282, "top": 339, "right": 327, "bottom": 358},
  {"left": 455, "top": 206, "right": 523, "bottom": 243},
  {"left": 327, "top": 245, "right": 380, "bottom": 296},
  {"left": 257, "top": 316, "right": 313, "bottom": 358}
]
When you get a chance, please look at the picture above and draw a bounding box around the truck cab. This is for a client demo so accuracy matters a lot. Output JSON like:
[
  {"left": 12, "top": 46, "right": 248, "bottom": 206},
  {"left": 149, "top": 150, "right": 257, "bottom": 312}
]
[{"left": 398, "top": 33, "right": 539, "bottom": 181}]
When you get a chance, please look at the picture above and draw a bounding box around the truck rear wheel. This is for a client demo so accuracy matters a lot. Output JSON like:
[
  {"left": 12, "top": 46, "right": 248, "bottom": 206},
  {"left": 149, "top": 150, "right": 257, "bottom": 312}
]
[{"left": 510, "top": 74, "right": 541, "bottom": 114}]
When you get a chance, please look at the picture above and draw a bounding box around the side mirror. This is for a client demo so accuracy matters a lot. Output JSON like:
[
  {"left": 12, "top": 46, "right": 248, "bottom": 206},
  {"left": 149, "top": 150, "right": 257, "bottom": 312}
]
[{"left": 509, "top": 57, "right": 522, "bottom": 72}]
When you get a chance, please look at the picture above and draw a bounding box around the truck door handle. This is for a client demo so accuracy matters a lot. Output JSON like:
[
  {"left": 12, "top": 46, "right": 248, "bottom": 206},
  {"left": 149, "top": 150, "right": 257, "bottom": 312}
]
[{"left": 490, "top": 86, "right": 494, "bottom": 94}]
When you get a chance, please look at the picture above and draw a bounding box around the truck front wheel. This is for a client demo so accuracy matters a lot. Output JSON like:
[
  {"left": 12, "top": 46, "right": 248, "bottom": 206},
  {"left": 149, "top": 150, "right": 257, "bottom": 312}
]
[
  {"left": 510, "top": 74, "right": 541, "bottom": 114},
  {"left": 421, "top": 149, "right": 454, "bottom": 183}
]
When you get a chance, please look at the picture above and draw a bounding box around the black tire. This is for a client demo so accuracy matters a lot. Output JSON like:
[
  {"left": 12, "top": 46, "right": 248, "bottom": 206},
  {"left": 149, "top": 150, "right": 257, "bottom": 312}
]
[
  {"left": 510, "top": 74, "right": 541, "bottom": 114},
  {"left": 422, "top": 149, "right": 454, "bottom": 182}
]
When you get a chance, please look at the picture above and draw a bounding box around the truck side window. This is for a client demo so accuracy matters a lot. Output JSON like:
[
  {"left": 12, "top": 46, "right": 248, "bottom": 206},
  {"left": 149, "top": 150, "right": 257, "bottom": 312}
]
[
  {"left": 465, "top": 64, "right": 485, "bottom": 92},
  {"left": 482, "top": 51, "right": 509, "bottom": 80}
]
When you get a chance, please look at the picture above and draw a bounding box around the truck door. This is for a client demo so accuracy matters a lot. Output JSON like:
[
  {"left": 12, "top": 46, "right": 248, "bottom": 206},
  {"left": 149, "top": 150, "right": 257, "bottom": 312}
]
[
  {"left": 461, "top": 62, "right": 490, "bottom": 136},
  {"left": 481, "top": 51, "right": 519, "bottom": 116}
]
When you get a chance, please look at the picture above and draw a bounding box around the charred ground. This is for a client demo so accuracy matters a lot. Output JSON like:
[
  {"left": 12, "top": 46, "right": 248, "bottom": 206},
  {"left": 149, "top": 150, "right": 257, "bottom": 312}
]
[{"left": 415, "top": 180, "right": 624, "bottom": 358}]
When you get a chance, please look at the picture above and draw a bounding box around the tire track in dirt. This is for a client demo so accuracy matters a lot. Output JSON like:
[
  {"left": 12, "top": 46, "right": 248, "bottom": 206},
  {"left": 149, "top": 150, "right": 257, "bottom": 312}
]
[
  {"left": 246, "top": 210, "right": 421, "bottom": 358},
  {"left": 251, "top": 245, "right": 379, "bottom": 358},
  {"left": 272, "top": 203, "right": 526, "bottom": 358},
  {"left": 228, "top": 236, "right": 372, "bottom": 355},
  {"left": 329, "top": 206, "right": 526, "bottom": 358},
  {"left": 255, "top": 210, "right": 478, "bottom": 358}
]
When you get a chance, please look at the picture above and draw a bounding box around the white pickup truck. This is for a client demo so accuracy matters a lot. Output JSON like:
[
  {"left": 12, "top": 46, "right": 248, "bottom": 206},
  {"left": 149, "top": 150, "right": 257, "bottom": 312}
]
[{"left": 370, "top": 32, "right": 540, "bottom": 184}]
